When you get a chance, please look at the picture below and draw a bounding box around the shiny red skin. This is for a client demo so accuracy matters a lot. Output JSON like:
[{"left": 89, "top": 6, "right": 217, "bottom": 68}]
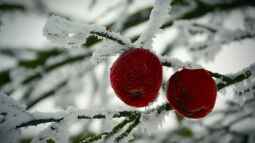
[
  {"left": 110, "top": 48, "right": 162, "bottom": 107},
  {"left": 167, "top": 68, "right": 217, "bottom": 118}
]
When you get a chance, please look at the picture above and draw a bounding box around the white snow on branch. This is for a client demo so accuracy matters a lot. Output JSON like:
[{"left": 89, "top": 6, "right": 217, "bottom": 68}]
[
  {"left": 0, "top": 93, "right": 32, "bottom": 143},
  {"left": 44, "top": 14, "right": 134, "bottom": 49},
  {"left": 248, "top": 63, "right": 255, "bottom": 76},
  {"left": 230, "top": 117, "right": 255, "bottom": 134},
  {"left": 227, "top": 63, "right": 255, "bottom": 80},
  {"left": 140, "top": 109, "right": 169, "bottom": 134},
  {"left": 31, "top": 108, "right": 80, "bottom": 143},
  {"left": 43, "top": 15, "right": 104, "bottom": 48},
  {"left": 91, "top": 40, "right": 127, "bottom": 64},
  {"left": 90, "top": 30, "right": 134, "bottom": 47},
  {"left": 174, "top": 20, "right": 255, "bottom": 62},
  {"left": 31, "top": 121, "right": 69, "bottom": 143},
  {"left": 160, "top": 56, "right": 202, "bottom": 70},
  {"left": 136, "top": 0, "right": 171, "bottom": 49}
]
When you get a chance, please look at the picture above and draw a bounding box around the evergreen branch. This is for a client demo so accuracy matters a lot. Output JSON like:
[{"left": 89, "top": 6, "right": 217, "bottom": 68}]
[
  {"left": 16, "top": 60, "right": 250, "bottom": 129},
  {"left": 115, "top": 114, "right": 140, "bottom": 142},
  {"left": 216, "top": 70, "right": 252, "bottom": 90},
  {"left": 0, "top": 3, "right": 26, "bottom": 12},
  {"left": 209, "top": 71, "right": 234, "bottom": 82},
  {"left": 90, "top": 31, "right": 134, "bottom": 48},
  {"left": 80, "top": 132, "right": 109, "bottom": 143},
  {"left": 190, "top": 31, "right": 255, "bottom": 51},
  {"left": 21, "top": 52, "right": 92, "bottom": 84},
  {"left": 0, "top": 48, "right": 64, "bottom": 87},
  {"left": 26, "top": 80, "right": 68, "bottom": 109},
  {"left": 191, "top": 23, "right": 217, "bottom": 33},
  {"left": 162, "top": 0, "right": 255, "bottom": 29},
  {"left": 16, "top": 118, "right": 64, "bottom": 129},
  {"left": 2, "top": 29, "right": 131, "bottom": 90},
  {"left": 0, "top": 49, "right": 80, "bottom": 91},
  {"left": 106, "top": 118, "right": 134, "bottom": 139},
  {"left": 193, "top": 113, "right": 254, "bottom": 142},
  {"left": 161, "top": 60, "right": 253, "bottom": 91},
  {"left": 81, "top": 117, "right": 135, "bottom": 143},
  {"left": 16, "top": 104, "right": 168, "bottom": 129}
]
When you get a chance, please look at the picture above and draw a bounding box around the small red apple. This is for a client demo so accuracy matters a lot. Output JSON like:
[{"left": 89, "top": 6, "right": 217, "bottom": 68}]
[
  {"left": 167, "top": 68, "right": 217, "bottom": 118},
  {"left": 110, "top": 48, "right": 162, "bottom": 107}
]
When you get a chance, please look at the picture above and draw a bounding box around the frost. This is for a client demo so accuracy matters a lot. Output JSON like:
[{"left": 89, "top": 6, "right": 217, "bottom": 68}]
[
  {"left": 91, "top": 40, "right": 126, "bottom": 64},
  {"left": 31, "top": 122, "right": 69, "bottom": 143},
  {"left": 43, "top": 15, "right": 104, "bottom": 48},
  {"left": 160, "top": 56, "right": 202, "bottom": 70},
  {"left": 0, "top": 93, "right": 32, "bottom": 143},
  {"left": 229, "top": 64, "right": 255, "bottom": 107},
  {"left": 244, "top": 16, "right": 255, "bottom": 34},
  {"left": 248, "top": 63, "right": 255, "bottom": 76},
  {"left": 31, "top": 108, "right": 79, "bottom": 143},
  {"left": 32, "top": 111, "right": 66, "bottom": 120},
  {"left": 230, "top": 117, "right": 255, "bottom": 134},
  {"left": 136, "top": 0, "right": 171, "bottom": 49},
  {"left": 91, "top": 29, "right": 133, "bottom": 47},
  {"left": 217, "top": 29, "right": 255, "bottom": 43},
  {"left": 231, "top": 77, "right": 255, "bottom": 112},
  {"left": 139, "top": 109, "right": 169, "bottom": 134},
  {"left": 173, "top": 20, "right": 222, "bottom": 61},
  {"left": 174, "top": 18, "right": 255, "bottom": 62},
  {"left": 9, "top": 67, "right": 33, "bottom": 87},
  {"left": 170, "top": 1, "right": 196, "bottom": 20}
]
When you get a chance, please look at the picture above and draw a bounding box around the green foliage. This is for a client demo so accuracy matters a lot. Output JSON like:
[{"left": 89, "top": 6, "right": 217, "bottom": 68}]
[
  {"left": 177, "top": 127, "right": 193, "bottom": 138},
  {"left": 83, "top": 35, "right": 103, "bottom": 47},
  {"left": 71, "top": 132, "right": 97, "bottom": 143},
  {"left": 46, "top": 138, "right": 55, "bottom": 143},
  {"left": 171, "top": 0, "right": 189, "bottom": 5},
  {"left": 18, "top": 49, "right": 63, "bottom": 69},
  {"left": 20, "top": 138, "right": 32, "bottom": 143},
  {"left": 0, "top": 69, "right": 10, "bottom": 87},
  {"left": 123, "top": 7, "right": 152, "bottom": 30},
  {"left": 0, "top": 4, "right": 26, "bottom": 12}
]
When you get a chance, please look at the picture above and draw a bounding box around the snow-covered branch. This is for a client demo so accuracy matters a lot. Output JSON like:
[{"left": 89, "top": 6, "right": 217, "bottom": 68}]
[
  {"left": 44, "top": 15, "right": 134, "bottom": 48},
  {"left": 161, "top": 57, "right": 255, "bottom": 90},
  {"left": 16, "top": 103, "right": 171, "bottom": 129}
]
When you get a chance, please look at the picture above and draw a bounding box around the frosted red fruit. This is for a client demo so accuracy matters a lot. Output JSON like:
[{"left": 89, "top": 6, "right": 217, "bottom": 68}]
[
  {"left": 167, "top": 68, "right": 217, "bottom": 118},
  {"left": 110, "top": 48, "right": 162, "bottom": 107}
]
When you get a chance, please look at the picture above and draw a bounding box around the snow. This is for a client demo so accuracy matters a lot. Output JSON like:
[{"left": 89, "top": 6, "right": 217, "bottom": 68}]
[
  {"left": 140, "top": 111, "right": 169, "bottom": 134},
  {"left": 135, "top": 0, "right": 171, "bottom": 49},
  {"left": 230, "top": 117, "right": 255, "bottom": 134},
  {"left": 0, "top": 93, "right": 32, "bottom": 143},
  {"left": 2, "top": 0, "right": 255, "bottom": 143},
  {"left": 160, "top": 56, "right": 202, "bottom": 70},
  {"left": 43, "top": 15, "right": 103, "bottom": 48},
  {"left": 91, "top": 40, "right": 126, "bottom": 64},
  {"left": 31, "top": 122, "right": 69, "bottom": 143},
  {"left": 249, "top": 63, "right": 255, "bottom": 76}
]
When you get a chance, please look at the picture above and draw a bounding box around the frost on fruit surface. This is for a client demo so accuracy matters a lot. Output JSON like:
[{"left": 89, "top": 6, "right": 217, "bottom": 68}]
[
  {"left": 136, "top": 0, "right": 171, "bottom": 49},
  {"left": 0, "top": 93, "right": 31, "bottom": 143},
  {"left": 43, "top": 15, "right": 104, "bottom": 48}
]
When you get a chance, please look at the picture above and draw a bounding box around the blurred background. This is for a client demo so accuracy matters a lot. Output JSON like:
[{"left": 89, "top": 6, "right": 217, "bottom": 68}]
[{"left": 1, "top": 0, "right": 255, "bottom": 143}]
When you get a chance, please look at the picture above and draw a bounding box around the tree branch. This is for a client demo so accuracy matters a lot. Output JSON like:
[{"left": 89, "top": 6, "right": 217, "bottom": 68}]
[
  {"left": 16, "top": 103, "right": 170, "bottom": 129},
  {"left": 161, "top": 59, "right": 253, "bottom": 91},
  {"left": 90, "top": 30, "right": 134, "bottom": 48},
  {"left": 26, "top": 80, "right": 68, "bottom": 109}
]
